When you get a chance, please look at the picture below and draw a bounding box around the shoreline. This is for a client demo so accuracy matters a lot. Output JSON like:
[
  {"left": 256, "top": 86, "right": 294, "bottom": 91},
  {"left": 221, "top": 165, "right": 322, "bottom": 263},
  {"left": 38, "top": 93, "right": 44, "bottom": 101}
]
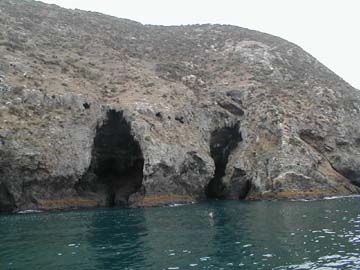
[{"left": 3, "top": 193, "right": 360, "bottom": 215}]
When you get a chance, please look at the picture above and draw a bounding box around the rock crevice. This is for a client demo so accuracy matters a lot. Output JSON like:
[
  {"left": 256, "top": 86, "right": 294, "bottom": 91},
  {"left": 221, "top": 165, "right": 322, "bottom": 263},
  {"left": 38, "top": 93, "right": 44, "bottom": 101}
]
[{"left": 206, "top": 123, "right": 242, "bottom": 199}]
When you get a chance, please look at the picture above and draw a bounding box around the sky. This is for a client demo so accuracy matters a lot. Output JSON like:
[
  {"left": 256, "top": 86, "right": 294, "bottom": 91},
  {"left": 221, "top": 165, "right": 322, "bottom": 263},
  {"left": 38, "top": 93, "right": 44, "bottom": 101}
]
[{"left": 41, "top": 0, "right": 360, "bottom": 89}]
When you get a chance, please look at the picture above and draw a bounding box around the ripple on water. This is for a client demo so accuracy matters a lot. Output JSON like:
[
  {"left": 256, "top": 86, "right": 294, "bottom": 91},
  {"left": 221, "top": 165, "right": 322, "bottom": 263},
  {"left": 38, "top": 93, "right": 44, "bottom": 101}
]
[
  {"left": 276, "top": 253, "right": 360, "bottom": 270},
  {"left": 1, "top": 198, "right": 360, "bottom": 270}
]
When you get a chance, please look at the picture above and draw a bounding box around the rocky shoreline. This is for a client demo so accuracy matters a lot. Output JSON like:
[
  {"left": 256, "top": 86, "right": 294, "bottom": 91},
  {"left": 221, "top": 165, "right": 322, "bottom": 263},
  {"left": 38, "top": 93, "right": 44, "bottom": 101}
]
[{"left": 1, "top": 0, "right": 360, "bottom": 212}]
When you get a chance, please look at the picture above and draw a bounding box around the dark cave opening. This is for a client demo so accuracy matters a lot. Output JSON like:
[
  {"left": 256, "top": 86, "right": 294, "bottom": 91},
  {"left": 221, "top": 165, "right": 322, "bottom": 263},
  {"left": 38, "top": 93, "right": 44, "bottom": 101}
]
[
  {"left": 337, "top": 168, "right": 360, "bottom": 188},
  {"left": 83, "top": 102, "right": 90, "bottom": 109},
  {"left": 206, "top": 124, "right": 242, "bottom": 199},
  {"left": 0, "top": 183, "right": 15, "bottom": 212},
  {"left": 79, "top": 110, "right": 144, "bottom": 207}
]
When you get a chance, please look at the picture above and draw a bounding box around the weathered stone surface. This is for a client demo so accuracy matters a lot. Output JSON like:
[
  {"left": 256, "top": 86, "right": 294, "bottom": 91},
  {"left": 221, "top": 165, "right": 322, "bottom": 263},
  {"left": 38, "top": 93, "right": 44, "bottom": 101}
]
[{"left": 0, "top": 0, "right": 360, "bottom": 211}]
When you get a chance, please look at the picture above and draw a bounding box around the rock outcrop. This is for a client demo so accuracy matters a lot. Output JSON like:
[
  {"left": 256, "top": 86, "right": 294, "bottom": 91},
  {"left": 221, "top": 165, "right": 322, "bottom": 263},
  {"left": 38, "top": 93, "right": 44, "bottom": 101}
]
[{"left": 0, "top": 0, "right": 360, "bottom": 212}]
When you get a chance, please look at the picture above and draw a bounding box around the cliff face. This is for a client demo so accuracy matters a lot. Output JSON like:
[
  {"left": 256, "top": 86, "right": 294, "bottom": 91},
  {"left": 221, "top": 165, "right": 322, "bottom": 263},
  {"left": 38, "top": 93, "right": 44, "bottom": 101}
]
[{"left": 1, "top": 0, "right": 360, "bottom": 212}]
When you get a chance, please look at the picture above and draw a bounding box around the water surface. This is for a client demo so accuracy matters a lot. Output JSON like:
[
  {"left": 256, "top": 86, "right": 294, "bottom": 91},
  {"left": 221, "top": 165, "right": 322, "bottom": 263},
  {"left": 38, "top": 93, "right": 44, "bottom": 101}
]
[{"left": 1, "top": 197, "right": 360, "bottom": 269}]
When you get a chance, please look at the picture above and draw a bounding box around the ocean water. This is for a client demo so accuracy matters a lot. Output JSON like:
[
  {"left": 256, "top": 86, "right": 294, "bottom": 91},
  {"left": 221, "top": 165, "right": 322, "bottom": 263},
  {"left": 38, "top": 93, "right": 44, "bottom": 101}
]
[{"left": 1, "top": 197, "right": 360, "bottom": 270}]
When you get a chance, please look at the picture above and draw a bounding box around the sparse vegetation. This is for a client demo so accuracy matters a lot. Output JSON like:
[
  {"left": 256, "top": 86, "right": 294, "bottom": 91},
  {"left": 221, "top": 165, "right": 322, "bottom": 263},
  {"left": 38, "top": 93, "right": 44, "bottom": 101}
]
[{"left": 0, "top": 0, "right": 360, "bottom": 212}]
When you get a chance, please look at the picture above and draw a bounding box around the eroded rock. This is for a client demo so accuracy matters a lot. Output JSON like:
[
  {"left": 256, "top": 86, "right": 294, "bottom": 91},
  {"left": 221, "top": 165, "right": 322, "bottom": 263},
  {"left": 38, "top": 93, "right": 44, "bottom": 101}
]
[{"left": 0, "top": 0, "right": 360, "bottom": 212}]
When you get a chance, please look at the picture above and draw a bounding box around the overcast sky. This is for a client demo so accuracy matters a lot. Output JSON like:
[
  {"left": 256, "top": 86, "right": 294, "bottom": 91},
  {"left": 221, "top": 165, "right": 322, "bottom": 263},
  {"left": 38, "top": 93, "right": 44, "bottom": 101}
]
[{"left": 41, "top": 0, "right": 360, "bottom": 89}]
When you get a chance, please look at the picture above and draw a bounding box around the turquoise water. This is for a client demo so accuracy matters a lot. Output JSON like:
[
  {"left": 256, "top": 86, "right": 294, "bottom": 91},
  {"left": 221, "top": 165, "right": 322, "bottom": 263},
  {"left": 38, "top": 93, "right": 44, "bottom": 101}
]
[{"left": 1, "top": 198, "right": 360, "bottom": 270}]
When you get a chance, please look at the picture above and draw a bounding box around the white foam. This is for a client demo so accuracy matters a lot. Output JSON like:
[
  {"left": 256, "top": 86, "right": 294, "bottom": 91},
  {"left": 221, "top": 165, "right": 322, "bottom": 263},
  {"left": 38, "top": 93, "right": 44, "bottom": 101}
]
[
  {"left": 324, "top": 195, "right": 360, "bottom": 200},
  {"left": 291, "top": 195, "right": 360, "bottom": 203},
  {"left": 169, "top": 204, "right": 185, "bottom": 207},
  {"left": 263, "top": 254, "right": 273, "bottom": 258},
  {"left": 17, "top": 209, "right": 43, "bottom": 214}
]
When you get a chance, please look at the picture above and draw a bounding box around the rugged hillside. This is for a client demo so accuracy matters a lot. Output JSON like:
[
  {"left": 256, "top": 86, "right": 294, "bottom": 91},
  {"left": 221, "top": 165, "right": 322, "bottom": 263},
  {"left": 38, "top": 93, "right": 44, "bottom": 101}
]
[{"left": 1, "top": 0, "right": 360, "bottom": 212}]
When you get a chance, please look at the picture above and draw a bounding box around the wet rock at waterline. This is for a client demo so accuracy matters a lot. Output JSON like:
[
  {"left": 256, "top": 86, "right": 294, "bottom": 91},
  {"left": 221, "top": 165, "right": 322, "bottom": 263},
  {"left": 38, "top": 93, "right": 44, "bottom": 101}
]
[{"left": 0, "top": 0, "right": 360, "bottom": 212}]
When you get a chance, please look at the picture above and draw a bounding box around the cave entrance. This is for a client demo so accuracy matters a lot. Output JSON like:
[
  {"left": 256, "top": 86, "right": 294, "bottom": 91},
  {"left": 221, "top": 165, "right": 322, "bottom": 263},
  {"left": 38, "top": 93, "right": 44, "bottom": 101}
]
[
  {"left": 206, "top": 124, "right": 242, "bottom": 199},
  {"left": 81, "top": 110, "right": 144, "bottom": 207},
  {"left": 0, "top": 182, "right": 15, "bottom": 212}
]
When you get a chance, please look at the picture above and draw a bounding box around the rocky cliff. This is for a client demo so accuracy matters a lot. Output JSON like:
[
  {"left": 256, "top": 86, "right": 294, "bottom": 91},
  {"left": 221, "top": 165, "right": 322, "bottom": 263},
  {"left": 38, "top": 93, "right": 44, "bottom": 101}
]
[{"left": 1, "top": 0, "right": 360, "bottom": 212}]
